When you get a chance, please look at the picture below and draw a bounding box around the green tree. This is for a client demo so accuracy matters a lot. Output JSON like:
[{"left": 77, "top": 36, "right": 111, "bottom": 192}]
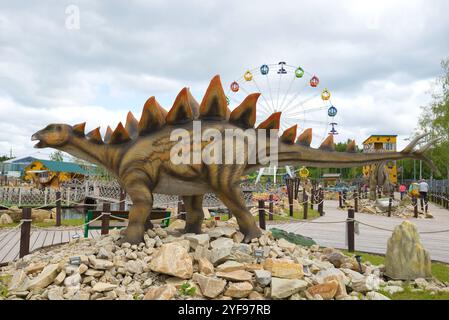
[
  {"left": 49, "top": 151, "right": 64, "bottom": 162},
  {"left": 418, "top": 58, "right": 449, "bottom": 179}
]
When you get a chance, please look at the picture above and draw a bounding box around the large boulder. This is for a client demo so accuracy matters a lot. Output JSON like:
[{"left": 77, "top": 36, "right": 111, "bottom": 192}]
[
  {"left": 149, "top": 242, "right": 193, "bottom": 279},
  {"left": 384, "top": 221, "right": 432, "bottom": 280}
]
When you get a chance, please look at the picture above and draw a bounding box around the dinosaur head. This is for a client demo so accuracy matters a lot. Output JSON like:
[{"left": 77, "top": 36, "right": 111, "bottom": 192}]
[{"left": 31, "top": 124, "right": 73, "bottom": 149}]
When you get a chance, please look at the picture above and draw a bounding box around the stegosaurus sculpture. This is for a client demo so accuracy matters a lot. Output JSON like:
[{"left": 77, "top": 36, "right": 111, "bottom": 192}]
[{"left": 32, "top": 75, "right": 437, "bottom": 244}]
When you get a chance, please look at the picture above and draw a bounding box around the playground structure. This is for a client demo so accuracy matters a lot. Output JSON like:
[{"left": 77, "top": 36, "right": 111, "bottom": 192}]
[{"left": 228, "top": 62, "right": 340, "bottom": 185}]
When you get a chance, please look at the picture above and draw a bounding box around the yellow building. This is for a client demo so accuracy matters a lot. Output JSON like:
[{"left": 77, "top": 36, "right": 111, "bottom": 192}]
[
  {"left": 362, "top": 135, "right": 398, "bottom": 184},
  {"left": 23, "top": 159, "right": 91, "bottom": 189}
]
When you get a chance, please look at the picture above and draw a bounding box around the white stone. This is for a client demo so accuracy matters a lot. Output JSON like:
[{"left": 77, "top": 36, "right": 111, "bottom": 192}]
[
  {"left": 271, "top": 277, "right": 308, "bottom": 299},
  {"left": 382, "top": 285, "right": 404, "bottom": 295},
  {"left": 210, "top": 237, "right": 234, "bottom": 249},
  {"left": 366, "top": 291, "right": 390, "bottom": 300},
  {"left": 64, "top": 273, "right": 81, "bottom": 287},
  {"left": 185, "top": 234, "right": 210, "bottom": 250},
  {"left": 92, "top": 282, "right": 117, "bottom": 292}
]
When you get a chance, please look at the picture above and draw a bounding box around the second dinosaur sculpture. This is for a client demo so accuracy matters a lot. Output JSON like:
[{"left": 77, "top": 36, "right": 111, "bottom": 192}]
[{"left": 31, "top": 75, "right": 438, "bottom": 244}]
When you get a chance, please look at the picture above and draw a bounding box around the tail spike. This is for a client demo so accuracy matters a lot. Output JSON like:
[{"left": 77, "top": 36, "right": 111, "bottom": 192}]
[
  {"left": 86, "top": 127, "right": 103, "bottom": 144},
  {"left": 257, "top": 112, "right": 281, "bottom": 130},
  {"left": 72, "top": 122, "right": 86, "bottom": 136},
  {"left": 346, "top": 140, "right": 357, "bottom": 152},
  {"left": 229, "top": 93, "right": 259, "bottom": 128},
  {"left": 319, "top": 135, "right": 335, "bottom": 151},
  {"left": 166, "top": 88, "right": 194, "bottom": 125},
  {"left": 125, "top": 111, "right": 138, "bottom": 139},
  {"left": 138, "top": 96, "right": 167, "bottom": 135},
  {"left": 104, "top": 126, "right": 113, "bottom": 143},
  {"left": 296, "top": 128, "right": 312, "bottom": 147},
  {"left": 199, "top": 75, "right": 230, "bottom": 120},
  {"left": 281, "top": 125, "right": 297, "bottom": 144},
  {"left": 109, "top": 122, "right": 131, "bottom": 144}
]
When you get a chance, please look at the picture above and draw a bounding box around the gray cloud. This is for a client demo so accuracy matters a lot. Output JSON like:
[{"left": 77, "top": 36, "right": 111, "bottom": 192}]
[{"left": 0, "top": 0, "right": 448, "bottom": 157}]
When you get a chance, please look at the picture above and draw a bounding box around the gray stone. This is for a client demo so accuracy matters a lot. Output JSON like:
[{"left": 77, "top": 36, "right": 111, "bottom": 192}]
[
  {"left": 254, "top": 270, "right": 272, "bottom": 287},
  {"left": 210, "top": 246, "right": 233, "bottom": 265}
]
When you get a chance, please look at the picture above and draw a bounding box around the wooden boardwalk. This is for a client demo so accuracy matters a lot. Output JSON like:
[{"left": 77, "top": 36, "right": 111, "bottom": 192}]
[
  {"left": 0, "top": 228, "right": 101, "bottom": 265},
  {"left": 268, "top": 199, "right": 449, "bottom": 263}
]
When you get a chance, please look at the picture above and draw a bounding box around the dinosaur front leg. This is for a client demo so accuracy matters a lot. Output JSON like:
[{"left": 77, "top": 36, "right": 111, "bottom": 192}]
[
  {"left": 182, "top": 195, "right": 205, "bottom": 234},
  {"left": 215, "top": 187, "right": 262, "bottom": 243},
  {"left": 120, "top": 176, "right": 153, "bottom": 244}
]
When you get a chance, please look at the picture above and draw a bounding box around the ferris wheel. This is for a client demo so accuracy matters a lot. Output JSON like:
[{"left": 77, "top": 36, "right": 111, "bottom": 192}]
[{"left": 227, "top": 61, "right": 340, "bottom": 184}]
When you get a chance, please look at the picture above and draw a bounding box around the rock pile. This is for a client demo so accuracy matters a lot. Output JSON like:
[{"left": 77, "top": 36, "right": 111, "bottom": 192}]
[{"left": 0, "top": 219, "right": 447, "bottom": 300}]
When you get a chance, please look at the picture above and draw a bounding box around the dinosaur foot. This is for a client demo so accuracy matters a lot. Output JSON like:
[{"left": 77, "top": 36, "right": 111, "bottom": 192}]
[
  {"left": 118, "top": 223, "right": 145, "bottom": 245},
  {"left": 241, "top": 227, "right": 262, "bottom": 243},
  {"left": 183, "top": 223, "right": 203, "bottom": 234}
]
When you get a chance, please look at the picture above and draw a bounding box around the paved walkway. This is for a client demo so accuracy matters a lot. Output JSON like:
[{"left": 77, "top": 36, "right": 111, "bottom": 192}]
[{"left": 268, "top": 199, "right": 449, "bottom": 263}]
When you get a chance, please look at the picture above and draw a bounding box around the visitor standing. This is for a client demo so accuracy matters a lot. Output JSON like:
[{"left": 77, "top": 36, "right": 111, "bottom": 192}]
[
  {"left": 419, "top": 179, "right": 429, "bottom": 213},
  {"left": 399, "top": 184, "right": 406, "bottom": 200}
]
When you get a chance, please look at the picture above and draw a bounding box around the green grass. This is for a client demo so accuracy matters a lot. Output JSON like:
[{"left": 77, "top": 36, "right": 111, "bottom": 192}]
[
  {"left": 341, "top": 250, "right": 386, "bottom": 266},
  {"left": 214, "top": 208, "right": 321, "bottom": 223},
  {"left": 272, "top": 207, "right": 321, "bottom": 221},
  {"left": 0, "top": 218, "right": 84, "bottom": 229},
  {"left": 341, "top": 250, "right": 449, "bottom": 300},
  {"left": 379, "top": 286, "right": 449, "bottom": 300}
]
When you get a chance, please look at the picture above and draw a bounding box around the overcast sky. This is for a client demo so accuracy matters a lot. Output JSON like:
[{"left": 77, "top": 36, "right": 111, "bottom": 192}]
[{"left": 0, "top": 0, "right": 448, "bottom": 158}]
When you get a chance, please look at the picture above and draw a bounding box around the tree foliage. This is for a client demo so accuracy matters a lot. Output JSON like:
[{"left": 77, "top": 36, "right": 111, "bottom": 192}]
[
  {"left": 418, "top": 58, "right": 449, "bottom": 179},
  {"left": 49, "top": 151, "right": 64, "bottom": 162}
]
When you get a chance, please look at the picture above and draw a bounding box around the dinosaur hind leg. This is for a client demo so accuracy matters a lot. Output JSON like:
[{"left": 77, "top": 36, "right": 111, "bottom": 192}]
[
  {"left": 215, "top": 187, "right": 261, "bottom": 243},
  {"left": 182, "top": 195, "right": 205, "bottom": 234}
]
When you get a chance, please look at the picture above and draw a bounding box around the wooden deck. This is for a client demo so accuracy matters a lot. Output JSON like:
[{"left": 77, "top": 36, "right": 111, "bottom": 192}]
[
  {"left": 0, "top": 228, "right": 101, "bottom": 265},
  {"left": 268, "top": 199, "right": 449, "bottom": 263}
]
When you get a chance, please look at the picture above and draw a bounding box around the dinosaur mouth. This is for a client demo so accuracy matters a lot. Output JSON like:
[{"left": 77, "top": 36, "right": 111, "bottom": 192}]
[{"left": 31, "top": 134, "right": 45, "bottom": 148}]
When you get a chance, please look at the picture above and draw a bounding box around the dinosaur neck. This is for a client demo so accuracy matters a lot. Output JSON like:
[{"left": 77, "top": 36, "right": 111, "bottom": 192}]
[{"left": 59, "top": 135, "right": 122, "bottom": 174}]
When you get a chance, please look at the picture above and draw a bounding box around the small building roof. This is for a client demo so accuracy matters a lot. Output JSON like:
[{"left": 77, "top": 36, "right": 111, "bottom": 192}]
[
  {"left": 32, "top": 159, "right": 90, "bottom": 175},
  {"left": 362, "top": 135, "right": 398, "bottom": 145}
]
